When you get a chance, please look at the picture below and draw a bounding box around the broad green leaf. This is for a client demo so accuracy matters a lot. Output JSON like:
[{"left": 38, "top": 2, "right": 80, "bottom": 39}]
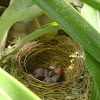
[
  {"left": 84, "top": 51, "right": 100, "bottom": 100},
  {"left": 0, "top": 0, "right": 43, "bottom": 47},
  {"left": 81, "top": 4, "right": 100, "bottom": 100},
  {"left": 97, "top": 12, "right": 100, "bottom": 32},
  {"left": 91, "top": 82, "right": 100, "bottom": 100},
  {"left": 81, "top": 4, "right": 98, "bottom": 31},
  {"left": 81, "top": 0, "right": 100, "bottom": 11},
  {"left": 0, "top": 68, "right": 41, "bottom": 100},
  {"left": 18, "top": 4, "right": 43, "bottom": 23},
  {"left": 32, "top": 0, "right": 100, "bottom": 63},
  {"left": 0, "top": 23, "right": 60, "bottom": 63},
  {"left": 67, "top": 0, "right": 73, "bottom": 4},
  {"left": 0, "top": 87, "right": 12, "bottom": 100}
]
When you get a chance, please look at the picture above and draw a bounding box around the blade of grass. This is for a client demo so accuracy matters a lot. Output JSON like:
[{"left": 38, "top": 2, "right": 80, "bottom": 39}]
[
  {"left": 81, "top": 4, "right": 100, "bottom": 100},
  {"left": 0, "top": 0, "right": 43, "bottom": 48},
  {"left": 81, "top": 0, "right": 100, "bottom": 11},
  {"left": 32, "top": 0, "right": 100, "bottom": 63},
  {"left": 0, "top": 67, "right": 41, "bottom": 100}
]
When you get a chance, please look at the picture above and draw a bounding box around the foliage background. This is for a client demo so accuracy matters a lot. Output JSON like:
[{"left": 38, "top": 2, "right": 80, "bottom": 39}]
[{"left": 0, "top": 0, "right": 100, "bottom": 100}]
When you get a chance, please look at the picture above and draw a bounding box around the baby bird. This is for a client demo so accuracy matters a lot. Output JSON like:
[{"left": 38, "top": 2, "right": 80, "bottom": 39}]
[
  {"left": 32, "top": 67, "right": 50, "bottom": 80},
  {"left": 43, "top": 66, "right": 63, "bottom": 83},
  {"left": 32, "top": 66, "right": 63, "bottom": 83}
]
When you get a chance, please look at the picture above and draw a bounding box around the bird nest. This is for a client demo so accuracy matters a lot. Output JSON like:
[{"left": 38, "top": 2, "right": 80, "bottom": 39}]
[{"left": 2, "top": 32, "right": 92, "bottom": 99}]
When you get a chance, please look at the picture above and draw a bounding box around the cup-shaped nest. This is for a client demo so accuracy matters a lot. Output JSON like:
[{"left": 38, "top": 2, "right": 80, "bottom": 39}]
[{"left": 11, "top": 34, "right": 84, "bottom": 99}]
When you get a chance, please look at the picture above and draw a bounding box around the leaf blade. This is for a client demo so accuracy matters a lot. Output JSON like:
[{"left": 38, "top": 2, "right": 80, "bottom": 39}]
[
  {"left": 84, "top": 51, "right": 100, "bottom": 100},
  {"left": 81, "top": 4, "right": 100, "bottom": 100},
  {"left": 91, "top": 82, "right": 100, "bottom": 100},
  {"left": 81, "top": 0, "right": 100, "bottom": 11},
  {"left": 0, "top": 0, "right": 43, "bottom": 47},
  {"left": 32, "top": 0, "right": 100, "bottom": 63},
  {"left": 0, "top": 68, "right": 41, "bottom": 100}
]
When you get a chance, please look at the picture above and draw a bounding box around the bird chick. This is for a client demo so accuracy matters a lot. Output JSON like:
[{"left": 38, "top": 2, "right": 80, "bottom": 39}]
[
  {"left": 43, "top": 66, "right": 63, "bottom": 83},
  {"left": 32, "top": 67, "right": 50, "bottom": 80},
  {"left": 43, "top": 77, "right": 54, "bottom": 83}
]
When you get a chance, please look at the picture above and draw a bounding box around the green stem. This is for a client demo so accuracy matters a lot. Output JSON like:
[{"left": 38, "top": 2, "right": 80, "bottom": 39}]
[{"left": 35, "top": 18, "right": 41, "bottom": 28}]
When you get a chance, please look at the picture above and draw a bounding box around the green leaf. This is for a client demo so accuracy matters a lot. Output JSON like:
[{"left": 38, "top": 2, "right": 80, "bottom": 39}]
[
  {"left": 81, "top": 4, "right": 100, "bottom": 100},
  {"left": 0, "top": 0, "right": 43, "bottom": 47},
  {"left": 0, "top": 88, "right": 12, "bottom": 100},
  {"left": 91, "top": 82, "right": 100, "bottom": 100},
  {"left": 0, "top": 68, "right": 41, "bottom": 100},
  {"left": 81, "top": 0, "right": 100, "bottom": 11},
  {"left": 81, "top": 4, "right": 99, "bottom": 31},
  {"left": 84, "top": 51, "right": 100, "bottom": 100},
  {"left": 32, "top": 0, "right": 100, "bottom": 63},
  {"left": 66, "top": 0, "right": 73, "bottom": 4},
  {"left": 18, "top": 4, "right": 43, "bottom": 23}
]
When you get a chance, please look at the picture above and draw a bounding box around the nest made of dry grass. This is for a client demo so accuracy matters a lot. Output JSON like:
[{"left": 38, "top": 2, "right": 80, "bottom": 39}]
[
  {"left": 16, "top": 35, "right": 84, "bottom": 81},
  {"left": 2, "top": 34, "right": 93, "bottom": 100}
]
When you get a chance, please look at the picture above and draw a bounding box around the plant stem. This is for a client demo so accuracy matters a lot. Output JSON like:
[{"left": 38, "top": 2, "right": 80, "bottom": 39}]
[{"left": 35, "top": 18, "right": 41, "bottom": 29}]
